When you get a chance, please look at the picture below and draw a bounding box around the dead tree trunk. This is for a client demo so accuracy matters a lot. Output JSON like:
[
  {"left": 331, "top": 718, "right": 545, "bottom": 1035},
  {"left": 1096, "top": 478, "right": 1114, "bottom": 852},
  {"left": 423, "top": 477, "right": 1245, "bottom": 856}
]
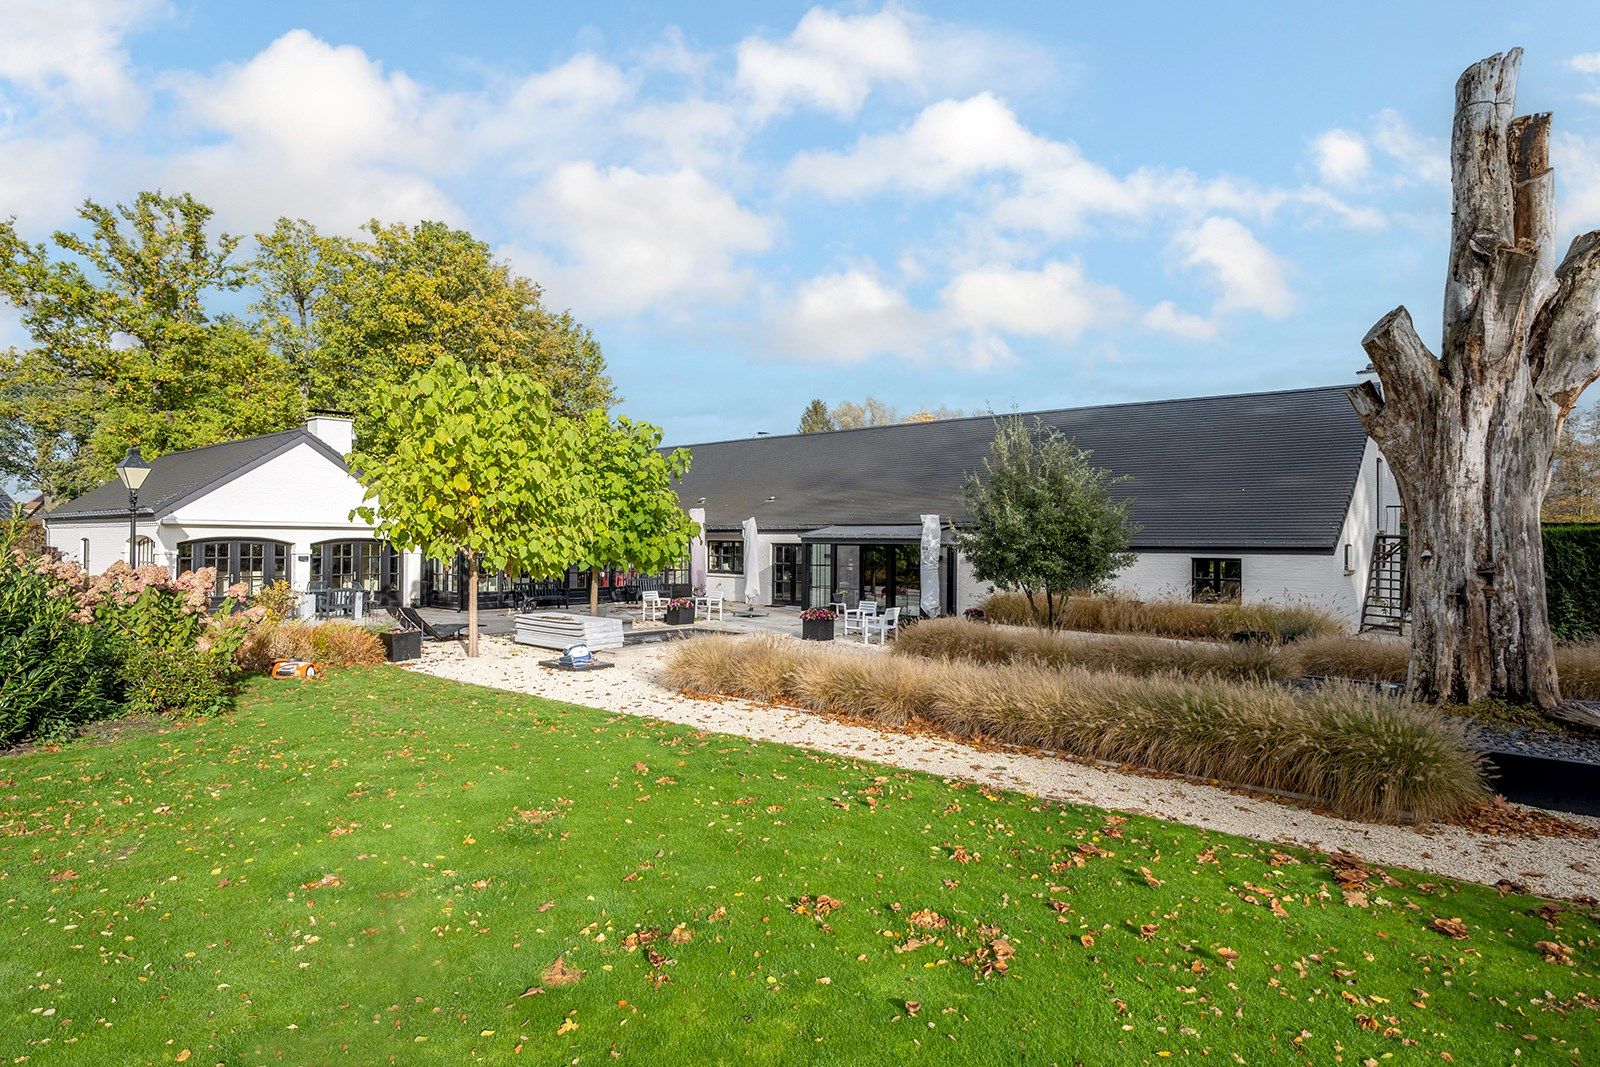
[{"left": 1349, "top": 49, "right": 1600, "bottom": 725}]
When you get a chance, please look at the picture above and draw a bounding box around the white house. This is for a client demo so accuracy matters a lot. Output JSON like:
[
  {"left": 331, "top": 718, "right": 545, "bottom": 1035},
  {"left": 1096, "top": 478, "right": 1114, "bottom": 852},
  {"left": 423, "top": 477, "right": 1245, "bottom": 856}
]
[
  {"left": 43, "top": 415, "right": 425, "bottom": 609},
  {"left": 670, "top": 384, "right": 1401, "bottom": 630},
  {"left": 43, "top": 384, "right": 1403, "bottom": 630}
]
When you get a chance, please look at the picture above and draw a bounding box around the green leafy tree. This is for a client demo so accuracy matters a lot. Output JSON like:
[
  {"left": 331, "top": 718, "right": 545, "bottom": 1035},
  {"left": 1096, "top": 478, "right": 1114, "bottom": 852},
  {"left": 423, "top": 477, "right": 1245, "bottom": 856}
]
[
  {"left": 350, "top": 357, "right": 585, "bottom": 656},
  {"left": 573, "top": 412, "right": 697, "bottom": 615},
  {"left": 0, "top": 192, "right": 302, "bottom": 500},
  {"left": 798, "top": 399, "right": 834, "bottom": 433},
  {"left": 250, "top": 217, "right": 329, "bottom": 387},
  {"left": 956, "top": 416, "right": 1137, "bottom": 628},
  {"left": 256, "top": 218, "right": 614, "bottom": 447}
]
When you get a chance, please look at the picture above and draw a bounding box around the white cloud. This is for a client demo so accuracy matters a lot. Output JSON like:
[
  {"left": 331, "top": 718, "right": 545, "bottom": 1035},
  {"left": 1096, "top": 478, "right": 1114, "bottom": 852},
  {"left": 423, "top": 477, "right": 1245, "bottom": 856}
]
[
  {"left": 941, "top": 260, "right": 1125, "bottom": 343},
  {"left": 1143, "top": 300, "right": 1219, "bottom": 341},
  {"left": 0, "top": 133, "right": 94, "bottom": 225},
  {"left": 1553, "top": 132, "right": 1600, "bottom": 232},
  {"left": 515, "top": 162, "right": 773, "bottom": 315},
  {"left": 787, "top": 92, "right": 1047, "bottom": 196},
  {"left": 0, "top": 0, "right": 163, "bottom": 122},
  {"left": 1371, "top": 108, "right": 1448, "bottom": 185},
  {"left": 734, "top": 3, "right": 1051, "bottom": 120},
  {"left": 475, "top": 54, "right": 634, "bottom": 155},
  {"left": 768, "top": 269, "right": 930, "bottom": 362},
  {"left": 1170, "top": 217, "right": 1293, "bottom": 317},
  {"left": 736, "top": 6, "right": 921, "bottom": 118},
  {"left": 167, "top": 30, "right": 465, "bottom": 232},
  {"left": 787, "top": 92, "right": 1291, "bottom": 238},
  {"left": 1310, "top": 128, "right": 1370, "bottom": 186},
  {"left": 1570, "top": 52, "right": 1600, "bottom": 75}
]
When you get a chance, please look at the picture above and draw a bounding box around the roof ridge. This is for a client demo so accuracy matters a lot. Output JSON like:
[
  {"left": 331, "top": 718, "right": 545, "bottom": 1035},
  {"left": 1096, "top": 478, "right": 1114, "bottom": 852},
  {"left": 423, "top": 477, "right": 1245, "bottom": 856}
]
[{"left": 667, "top": 382, "right": 1361, "bottom": 450}]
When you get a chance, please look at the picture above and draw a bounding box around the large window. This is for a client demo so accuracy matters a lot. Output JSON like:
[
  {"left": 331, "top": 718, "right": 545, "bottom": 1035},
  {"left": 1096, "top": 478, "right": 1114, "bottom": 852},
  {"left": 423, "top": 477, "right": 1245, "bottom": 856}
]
[
  {"left": 708, "top": 539, "right": 743, "bottom": 574},
  {"left": 177, "top": 539, "right": 290, "bottom": 595},
  {"left": 1191, "top": 558, "right": 1242, "bottom": 604},
  {"left": 310, "top": 539, "right": 400, "bottom": 605}
]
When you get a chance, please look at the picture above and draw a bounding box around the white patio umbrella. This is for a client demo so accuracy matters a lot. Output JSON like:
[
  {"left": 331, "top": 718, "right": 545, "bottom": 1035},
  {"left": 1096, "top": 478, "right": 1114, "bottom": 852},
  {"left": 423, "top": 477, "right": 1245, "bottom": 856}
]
[
  {"left": 689, "top": 507, "right": 708, "bottom": 595},
  {"left": 741, "top": 516, "right": 761, "bottom": 608},
  {"left": 919, "top": 514, "right": 941, "bottom": 618}
]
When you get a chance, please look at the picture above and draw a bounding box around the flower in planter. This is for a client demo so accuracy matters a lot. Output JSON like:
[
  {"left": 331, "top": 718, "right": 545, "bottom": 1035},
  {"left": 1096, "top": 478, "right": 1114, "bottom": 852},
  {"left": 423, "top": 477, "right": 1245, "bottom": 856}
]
[
  {"left": 800, "top": 607, "right": 836, "bottom": 621},
  {"left": 666, "top": 597, "right": 695, "bottom": 609}
]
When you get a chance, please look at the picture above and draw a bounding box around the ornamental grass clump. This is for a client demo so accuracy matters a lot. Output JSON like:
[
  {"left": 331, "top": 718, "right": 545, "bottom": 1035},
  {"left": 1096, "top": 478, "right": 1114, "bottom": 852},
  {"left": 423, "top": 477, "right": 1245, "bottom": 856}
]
[
  {"left": 979, "top": 591, "right": 1344, "bottom": 642},
  {"left": 895, "top": 617, "right": 1291, "bottom": 684},
  {"left": 663, "top": 635, "right": 1487, "bottom": 823},
  {"left": 236, "top": 620, "right": 386, "bottom": 674}
]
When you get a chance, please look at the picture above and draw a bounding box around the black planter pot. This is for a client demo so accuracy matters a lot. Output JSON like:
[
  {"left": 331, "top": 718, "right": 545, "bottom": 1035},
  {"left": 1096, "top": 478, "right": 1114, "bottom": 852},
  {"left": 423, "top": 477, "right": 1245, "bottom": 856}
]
[
  {"left": 665, "top": 606, "right": 695, "bottom": 626},
  {"left": 381, "top": 628, "right": 423, "bottom": 662},
  {"left": 801, "top": 617, "right": 835, "bottom": 641}
]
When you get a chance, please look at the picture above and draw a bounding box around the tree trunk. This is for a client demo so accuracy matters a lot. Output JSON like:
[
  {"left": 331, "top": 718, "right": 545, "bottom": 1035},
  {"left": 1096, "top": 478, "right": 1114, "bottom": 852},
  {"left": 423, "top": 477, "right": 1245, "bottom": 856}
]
[
  {"left": 467, "top": 554, "right": 480, "bottom": 659},
  {"left": 589, "top": 568, "right": 600, "bottom": 616},
  {"left": 1348, "top": 50, "right": 1600, "bottom": 726}
]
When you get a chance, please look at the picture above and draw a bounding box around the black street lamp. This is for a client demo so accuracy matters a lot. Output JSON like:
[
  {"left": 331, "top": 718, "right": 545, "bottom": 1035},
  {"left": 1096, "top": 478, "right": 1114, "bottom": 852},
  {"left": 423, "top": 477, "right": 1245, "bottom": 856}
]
[{"left": 116, "top": 447, "right": 151, "bottom": 566}]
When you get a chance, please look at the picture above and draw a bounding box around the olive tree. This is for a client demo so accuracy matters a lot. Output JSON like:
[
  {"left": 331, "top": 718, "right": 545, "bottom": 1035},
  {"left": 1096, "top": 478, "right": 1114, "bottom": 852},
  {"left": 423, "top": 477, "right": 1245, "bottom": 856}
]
[
  {"left": 957, "top": 416, "right": 1137, "bottom": 628},
  {"left": 350, "top": 357, "right": 584, "bottom": 656}
]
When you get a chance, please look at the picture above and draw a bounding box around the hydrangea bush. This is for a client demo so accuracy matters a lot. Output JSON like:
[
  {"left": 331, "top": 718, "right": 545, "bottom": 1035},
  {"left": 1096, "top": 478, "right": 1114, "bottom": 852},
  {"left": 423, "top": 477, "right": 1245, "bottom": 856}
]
[{"left": 0, "top": 537, "right": 265, "bottom": 743}]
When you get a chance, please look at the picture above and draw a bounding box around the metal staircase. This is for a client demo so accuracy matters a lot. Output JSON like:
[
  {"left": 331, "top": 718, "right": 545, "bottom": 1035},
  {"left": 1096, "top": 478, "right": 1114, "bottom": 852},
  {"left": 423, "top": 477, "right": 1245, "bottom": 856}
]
[{"left": 1359, "top": 533, "right": 1408, "bottom": 634}]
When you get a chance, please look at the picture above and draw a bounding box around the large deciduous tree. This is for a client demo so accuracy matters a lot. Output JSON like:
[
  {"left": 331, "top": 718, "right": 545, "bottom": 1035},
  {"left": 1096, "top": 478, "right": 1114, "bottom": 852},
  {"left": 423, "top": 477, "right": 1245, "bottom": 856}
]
[
  {"left": 0, "top": 192, "right": 303, "bottom": 501},
  {"left": 956, "top": 416, "right": 1136, "bottom": 629},
  {"left": 350, "top": 357, "right": 585, "bottom": 656},
  {"left": 252, "top": 217, "right": 614, "bottom": 446},
  {"left": 572, "top": 412, "right": 697, "bottom": 616},
  {"left": 1349, "top": 50, "right": 1600, "bottom": 723}
]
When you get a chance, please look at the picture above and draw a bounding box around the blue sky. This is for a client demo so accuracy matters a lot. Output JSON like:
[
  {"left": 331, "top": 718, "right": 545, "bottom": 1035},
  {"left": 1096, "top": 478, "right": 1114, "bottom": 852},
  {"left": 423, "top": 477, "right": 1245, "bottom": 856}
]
[{"left": 3, "top": 0, "right": 1600, "bottom": 456}]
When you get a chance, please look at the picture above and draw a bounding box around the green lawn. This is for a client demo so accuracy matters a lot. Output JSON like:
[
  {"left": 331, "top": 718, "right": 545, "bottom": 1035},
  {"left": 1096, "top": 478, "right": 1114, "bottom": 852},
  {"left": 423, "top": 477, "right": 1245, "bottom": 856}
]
[{"left": 2, "top": 668, "right": 1594, "bottom": 1065}]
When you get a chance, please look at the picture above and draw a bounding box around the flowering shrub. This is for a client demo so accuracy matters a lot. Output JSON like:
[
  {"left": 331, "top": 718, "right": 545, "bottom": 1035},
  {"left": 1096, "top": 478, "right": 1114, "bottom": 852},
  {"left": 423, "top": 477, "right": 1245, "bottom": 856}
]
[
  {"left": 250, "top": 579, "right": 300, "bottom": 623},
  {"left": 800, "top": 607, "right": 836, "bottom": 621},
  {"left": 0, "top": 541, "right": 124, "bottom": 745},
  {"left": 75, "top": 561, "right": 255, "bottom": 716}
]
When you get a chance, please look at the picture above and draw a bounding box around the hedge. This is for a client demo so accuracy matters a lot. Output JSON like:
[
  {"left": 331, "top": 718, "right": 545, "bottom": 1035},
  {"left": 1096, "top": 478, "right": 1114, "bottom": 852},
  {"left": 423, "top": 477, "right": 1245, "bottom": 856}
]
[{"left": 1545, "top": 523, "right": 1600, "bottom": 640}]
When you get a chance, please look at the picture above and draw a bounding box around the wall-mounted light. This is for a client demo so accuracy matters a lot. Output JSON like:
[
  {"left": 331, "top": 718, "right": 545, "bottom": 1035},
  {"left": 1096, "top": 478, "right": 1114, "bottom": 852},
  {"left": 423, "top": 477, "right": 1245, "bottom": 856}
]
[{"left": 1344, "top": 543, "right": 1354, "bottom": 575}]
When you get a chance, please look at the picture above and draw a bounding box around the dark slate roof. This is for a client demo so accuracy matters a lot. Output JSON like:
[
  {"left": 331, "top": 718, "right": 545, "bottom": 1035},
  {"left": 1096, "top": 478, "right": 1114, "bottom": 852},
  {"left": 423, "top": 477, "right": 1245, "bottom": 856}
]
[
  {"left": 46, "top": 429, "right": 347, "bottom": 521},
  {"left": 670, "top": 384, "right": 1368, "bottom": 552},
  {"left": 0, "top": 487, "right": 15, "bottom": 516}
]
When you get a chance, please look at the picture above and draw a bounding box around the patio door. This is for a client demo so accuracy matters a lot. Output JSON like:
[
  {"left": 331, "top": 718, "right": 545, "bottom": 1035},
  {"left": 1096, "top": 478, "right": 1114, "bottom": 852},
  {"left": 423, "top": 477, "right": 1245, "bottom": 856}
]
[{"left": 772, "top": 544, "right": 802, "bottom": 605}]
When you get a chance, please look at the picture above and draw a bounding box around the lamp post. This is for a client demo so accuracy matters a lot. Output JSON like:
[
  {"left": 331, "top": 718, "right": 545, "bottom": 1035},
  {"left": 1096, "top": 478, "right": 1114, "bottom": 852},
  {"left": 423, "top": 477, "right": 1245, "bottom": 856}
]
[{"left": 116, "top": 447, "right": 151, "bottom": 567}]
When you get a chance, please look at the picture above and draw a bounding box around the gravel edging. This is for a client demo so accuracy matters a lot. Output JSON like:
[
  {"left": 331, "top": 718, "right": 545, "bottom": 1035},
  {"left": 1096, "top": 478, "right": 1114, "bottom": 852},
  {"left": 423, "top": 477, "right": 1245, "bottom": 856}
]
[{"left": 406, "top": 635, "right": 1600, "bottom": 900}]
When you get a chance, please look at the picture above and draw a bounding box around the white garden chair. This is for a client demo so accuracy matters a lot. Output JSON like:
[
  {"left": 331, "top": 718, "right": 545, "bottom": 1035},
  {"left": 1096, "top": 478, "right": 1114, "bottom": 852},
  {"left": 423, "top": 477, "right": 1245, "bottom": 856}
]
[
  {"left": 641, "top": 591, "right": 663, "bottom": 621},
  {"left": 862, "top": 607, "right": 900, "bottom": 645},
  {"left": 842, "top": 600, "right": 878, "bottom": 635}
]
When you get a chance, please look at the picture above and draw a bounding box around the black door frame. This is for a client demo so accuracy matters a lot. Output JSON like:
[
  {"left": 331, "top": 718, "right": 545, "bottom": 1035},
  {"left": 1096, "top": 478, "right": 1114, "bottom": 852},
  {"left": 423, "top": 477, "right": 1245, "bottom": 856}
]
[{"left": 771, "top": 543, "right": 803, "bottom": 606}]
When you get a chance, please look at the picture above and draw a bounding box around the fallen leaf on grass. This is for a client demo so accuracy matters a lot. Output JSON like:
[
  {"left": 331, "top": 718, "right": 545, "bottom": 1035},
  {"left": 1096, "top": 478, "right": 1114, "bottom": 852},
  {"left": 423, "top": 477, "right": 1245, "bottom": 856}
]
[
  {"left": 904, "top": 1001, "right": 921, "bottom": 1017},
  {"left": 537, "top": 900, "right": 556, "bottom": 912},
  {"left": 1534, "top": 940, "right": 1575, "bottom": 964},
  {"left": 1429, "top": 917, "right": 1470, "bottom": 940},
  {"left": 908, "top": 909, "right": 948, "bottom": 930},
  {"left": 541, "top": 956, "right": 585, "bottom": 986},
  {"left": 668, "top": 924, "right": 693, "bottom": 945},
  {"left": 301, "top": 873, "right": 343, "bottom": 890},
  {"left": 556, "top": 1018, "right": 578, "bottom": 1035},
  {"left": 1138, "top": 866, "right": 1163, "bottom": 888}
]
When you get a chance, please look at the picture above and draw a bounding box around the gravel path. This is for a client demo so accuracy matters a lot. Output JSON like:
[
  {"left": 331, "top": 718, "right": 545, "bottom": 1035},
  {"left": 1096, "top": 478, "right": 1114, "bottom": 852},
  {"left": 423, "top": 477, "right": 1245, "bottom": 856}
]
[{"left": 406, "top": 635, "right": 1600, "bottom": 900}]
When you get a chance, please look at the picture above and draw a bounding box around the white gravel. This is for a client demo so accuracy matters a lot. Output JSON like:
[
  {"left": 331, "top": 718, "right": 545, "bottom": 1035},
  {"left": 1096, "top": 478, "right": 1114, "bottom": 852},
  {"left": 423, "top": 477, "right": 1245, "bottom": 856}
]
[{"left": 406, "top": 634, "right": 1600, "bottom": 900}]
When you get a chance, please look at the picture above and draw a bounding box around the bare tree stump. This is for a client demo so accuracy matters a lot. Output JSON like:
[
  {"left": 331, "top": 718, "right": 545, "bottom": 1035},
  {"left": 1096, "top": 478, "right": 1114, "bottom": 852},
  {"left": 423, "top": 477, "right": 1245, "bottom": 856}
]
[{"left": 1349, "top": 49, "right": 1600, "bottom": 725}]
